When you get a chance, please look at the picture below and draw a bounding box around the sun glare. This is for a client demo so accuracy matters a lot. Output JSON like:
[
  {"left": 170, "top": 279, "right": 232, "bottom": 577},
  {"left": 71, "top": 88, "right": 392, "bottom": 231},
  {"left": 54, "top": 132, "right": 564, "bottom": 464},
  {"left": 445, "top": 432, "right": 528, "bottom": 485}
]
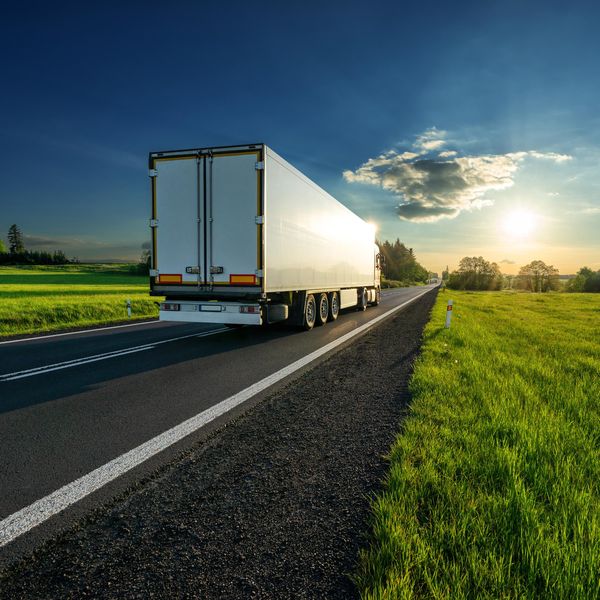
[{"left": 501, "top": 210, "right": 538, "bottom": 239}]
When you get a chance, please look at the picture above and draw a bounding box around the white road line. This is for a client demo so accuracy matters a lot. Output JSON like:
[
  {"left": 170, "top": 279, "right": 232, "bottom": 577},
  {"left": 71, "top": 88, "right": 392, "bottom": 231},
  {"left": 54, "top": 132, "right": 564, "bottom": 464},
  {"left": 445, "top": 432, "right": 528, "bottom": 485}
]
[
  {"left": 0, "top": 289, "right": 432, "bottom": 547},
  {"left": 0, "top": 347, "right": 155, "bottom": 381},
  {"left": 0, "top": 327, "right": 230, "bottom": 382},
  {"left": 0, "top": 320, "right": 161, "bottom": 345}
]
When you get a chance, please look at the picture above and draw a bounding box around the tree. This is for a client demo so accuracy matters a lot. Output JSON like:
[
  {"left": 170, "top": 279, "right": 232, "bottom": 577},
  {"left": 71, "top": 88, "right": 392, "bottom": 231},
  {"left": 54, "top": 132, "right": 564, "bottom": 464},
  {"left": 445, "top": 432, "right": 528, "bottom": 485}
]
[
  {"left": 129, "top": 242, "right": 151, "bottom": 275},
  {"left": 8, "top": 224, "right": 25, "bottom": 254},
  {"left": 52, "top": 250, "right": 68, "bottom": 264},
  {"left": 447, "top": 256, "right": 502, "bottom": 290},
  {"left": 377, "top": 239, "right": 429, "bottom": 283},
  {"left": 517, "top": 260, "right": 559, "bottom": 292},
  {"left": 441, "top": 266, "right": 449, "bottom": 281},
  {"left": 566, "top": 266, "right": 600, "bottom": 293},
  {"left": 0, "top": 239, "right": 6, "bottom": 253}
]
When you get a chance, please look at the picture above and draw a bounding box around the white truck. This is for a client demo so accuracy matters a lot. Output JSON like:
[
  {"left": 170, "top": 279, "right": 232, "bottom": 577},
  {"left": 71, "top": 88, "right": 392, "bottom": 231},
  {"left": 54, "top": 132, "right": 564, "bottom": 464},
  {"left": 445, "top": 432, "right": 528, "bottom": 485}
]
[{"left": 149, "top": 144, "right": 382, "bottom": 329}]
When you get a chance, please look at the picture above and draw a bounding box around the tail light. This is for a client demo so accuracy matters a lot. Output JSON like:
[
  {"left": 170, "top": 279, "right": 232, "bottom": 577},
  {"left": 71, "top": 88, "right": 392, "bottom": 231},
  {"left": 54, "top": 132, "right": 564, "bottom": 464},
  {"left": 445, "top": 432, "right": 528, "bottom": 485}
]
[
  {"left": 239, "top": 305, "right": 260, "bottom": 314},
  {"left": 161, "top": 303, "right": 180, "bottom": 311}
]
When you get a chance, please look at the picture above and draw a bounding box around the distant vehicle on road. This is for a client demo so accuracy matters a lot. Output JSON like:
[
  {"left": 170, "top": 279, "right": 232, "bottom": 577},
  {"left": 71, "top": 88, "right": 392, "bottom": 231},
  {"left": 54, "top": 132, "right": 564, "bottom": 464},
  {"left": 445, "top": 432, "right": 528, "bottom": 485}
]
[{"left": 148, "top": 144, "right": 382, "bottom": 330}]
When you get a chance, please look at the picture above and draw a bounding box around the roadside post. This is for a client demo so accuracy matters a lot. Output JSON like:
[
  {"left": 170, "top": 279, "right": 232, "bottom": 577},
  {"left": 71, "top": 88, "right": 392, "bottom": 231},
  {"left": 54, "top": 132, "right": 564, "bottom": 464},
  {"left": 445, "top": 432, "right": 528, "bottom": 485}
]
[
  {"left": 127, "top": 299, "right": 132, "bottom": 318},
  {"left": 445, "top": 300, "right": 453, "bottom": 328}
]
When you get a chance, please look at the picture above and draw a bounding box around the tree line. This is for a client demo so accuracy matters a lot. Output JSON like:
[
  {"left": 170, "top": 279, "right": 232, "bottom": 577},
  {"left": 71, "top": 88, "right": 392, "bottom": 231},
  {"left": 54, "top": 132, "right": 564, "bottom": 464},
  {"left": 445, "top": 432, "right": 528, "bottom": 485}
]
[
  {"left": 377, "top": 239, "right": 429, "bottom": 284},
  {"left": 565, "top": 267, "right": 600, "bottom": 292},
  {"left": 446, "top": 256, "right": 600, "bottom": 293},
  {"left": 0, "top": 224, "right": 71, "bottom": 265}
]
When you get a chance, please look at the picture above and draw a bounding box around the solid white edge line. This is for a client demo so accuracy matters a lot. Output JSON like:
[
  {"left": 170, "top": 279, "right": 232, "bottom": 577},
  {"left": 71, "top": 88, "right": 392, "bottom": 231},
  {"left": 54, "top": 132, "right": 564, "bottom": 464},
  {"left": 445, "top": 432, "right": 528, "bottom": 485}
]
[
  {"left": 0, "top": 320, "right": 161, "bottom": 345},
  {"left": 0, "top": 288, "right": 432, "bottom": 547}
]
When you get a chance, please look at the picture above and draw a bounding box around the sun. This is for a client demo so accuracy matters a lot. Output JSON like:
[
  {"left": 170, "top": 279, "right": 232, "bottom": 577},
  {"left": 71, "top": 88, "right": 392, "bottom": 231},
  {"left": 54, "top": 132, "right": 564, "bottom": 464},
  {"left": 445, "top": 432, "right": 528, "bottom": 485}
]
[{"left": 501, "top": 210, "right": 538, "bottom": 239}]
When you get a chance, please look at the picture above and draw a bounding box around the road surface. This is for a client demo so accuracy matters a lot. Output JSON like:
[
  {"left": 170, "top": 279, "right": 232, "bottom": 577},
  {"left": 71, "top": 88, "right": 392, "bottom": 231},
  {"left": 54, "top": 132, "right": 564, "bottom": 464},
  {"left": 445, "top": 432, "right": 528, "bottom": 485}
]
[{"left": 0, "top": 285, "right": 434, "bottom": 563}]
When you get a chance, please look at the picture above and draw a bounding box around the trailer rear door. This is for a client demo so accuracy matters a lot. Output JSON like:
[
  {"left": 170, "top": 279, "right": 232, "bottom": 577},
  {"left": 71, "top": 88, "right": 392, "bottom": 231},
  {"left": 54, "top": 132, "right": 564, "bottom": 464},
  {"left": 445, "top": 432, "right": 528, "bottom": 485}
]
[
  {"left": 153, "top": 156, "right": 202, "bottom": 285},
  {"left": 151, "top": 149, "right": 262, "bottom": 289},
  {"left": 207, "top": 152, "right": 261, "bottom": 286}
]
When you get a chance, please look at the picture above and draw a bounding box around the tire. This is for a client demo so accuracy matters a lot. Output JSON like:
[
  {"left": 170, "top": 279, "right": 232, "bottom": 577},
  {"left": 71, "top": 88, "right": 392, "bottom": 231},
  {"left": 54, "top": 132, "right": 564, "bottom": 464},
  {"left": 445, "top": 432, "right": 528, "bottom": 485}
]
[
  {"left": 316, "top": 292, "right": 329, "bottom": 326},
  {"left": 358, "top": 287, "right": 368, "bottom": 311},
  {"left": 373, "top": 288, "right": 381, "bottom": 306},
  {"left": 303, "top": 294, "right": 316, "bottom": 330},
  {"left": 328, "top": 291, "right": 340, "bottom": 321}
]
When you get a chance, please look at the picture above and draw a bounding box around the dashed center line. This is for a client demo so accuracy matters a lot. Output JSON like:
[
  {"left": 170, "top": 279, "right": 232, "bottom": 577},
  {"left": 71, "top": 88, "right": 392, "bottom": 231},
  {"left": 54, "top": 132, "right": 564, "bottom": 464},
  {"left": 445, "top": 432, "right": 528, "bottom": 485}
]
[{"left": 0, "top": 327, "right": 230, "bottom": 382}]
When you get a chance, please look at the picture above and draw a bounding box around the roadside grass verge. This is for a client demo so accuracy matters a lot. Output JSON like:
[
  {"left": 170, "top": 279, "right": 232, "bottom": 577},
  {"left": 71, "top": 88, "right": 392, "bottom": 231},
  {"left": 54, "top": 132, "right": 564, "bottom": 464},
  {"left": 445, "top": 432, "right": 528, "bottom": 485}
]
[
  {"left": 0, "top": 265, "right": 159, "bottom": 337},
  {"left": 356, "top": 291, "right": 600, "bottom": 599}
]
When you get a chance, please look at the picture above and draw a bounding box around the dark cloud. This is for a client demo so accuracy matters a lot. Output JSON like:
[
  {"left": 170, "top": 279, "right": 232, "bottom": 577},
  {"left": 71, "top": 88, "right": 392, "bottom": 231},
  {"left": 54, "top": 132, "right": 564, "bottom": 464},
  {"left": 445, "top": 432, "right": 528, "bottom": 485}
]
[
  {"left": 343, "top": 131, "right": 572, "bottom": 223},
  {"left": 396, "top": 203, "right": 459, "bottom": 221}
]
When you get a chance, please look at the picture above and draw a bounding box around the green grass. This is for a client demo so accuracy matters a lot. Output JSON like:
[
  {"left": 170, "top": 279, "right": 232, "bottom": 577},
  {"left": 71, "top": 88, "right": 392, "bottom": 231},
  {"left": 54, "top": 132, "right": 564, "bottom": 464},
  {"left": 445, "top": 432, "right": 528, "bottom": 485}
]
[
  {"left": 0, "top": 265, "right": 160, "bottom": 337},
  {"left": 356, "top": 291, "right": 600, "bottom": 599}
]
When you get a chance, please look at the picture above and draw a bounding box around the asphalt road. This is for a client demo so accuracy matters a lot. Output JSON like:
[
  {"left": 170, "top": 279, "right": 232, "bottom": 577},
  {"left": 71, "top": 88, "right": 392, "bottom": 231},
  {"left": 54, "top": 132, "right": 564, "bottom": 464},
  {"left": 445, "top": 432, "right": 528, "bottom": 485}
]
[{"left": 0, "top": 285, "right": 435, "bottom": 563}]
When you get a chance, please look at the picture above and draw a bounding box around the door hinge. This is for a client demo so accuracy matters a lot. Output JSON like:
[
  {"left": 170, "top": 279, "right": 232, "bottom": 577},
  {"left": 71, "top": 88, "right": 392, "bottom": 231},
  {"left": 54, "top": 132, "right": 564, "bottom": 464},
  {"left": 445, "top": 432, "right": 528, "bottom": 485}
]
[
  {"left": 255, "top": 269, "right": 264, "bottom": 278},
  {"left": 149, "top": 269, "right": 158, "bottom": 277},
  {"left": 150, "top": 219, "right": 159, "bottom": 227},
  {"left": 255, "top": 161, "right": 264, "bottom": 170},
  {"left": 148, "top": 169, "right": 158, "bottom": 178},
  {"left": 255, "top": 216, "right": 264, "bottom": 225}
]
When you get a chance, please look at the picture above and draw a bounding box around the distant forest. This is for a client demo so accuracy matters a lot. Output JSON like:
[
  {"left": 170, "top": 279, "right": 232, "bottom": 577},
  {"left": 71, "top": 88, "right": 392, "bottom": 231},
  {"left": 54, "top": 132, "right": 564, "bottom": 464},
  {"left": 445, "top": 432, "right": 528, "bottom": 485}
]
[
  {"left": 0, "top": 224, "right": 71, "bottom": 265},
  {"left": 377, "top": 239, "right": 429, "bottom": 284}
]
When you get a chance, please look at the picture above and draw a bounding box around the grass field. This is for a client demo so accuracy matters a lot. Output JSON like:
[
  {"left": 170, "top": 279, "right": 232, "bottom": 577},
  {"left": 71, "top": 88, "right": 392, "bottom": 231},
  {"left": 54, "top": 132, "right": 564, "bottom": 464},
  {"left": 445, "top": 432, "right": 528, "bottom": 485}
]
[
  {"left": 356, "top": 291, "right": 600, "bottom": 599},
  {"left": 0, "top": 265, "right": 160, "bottom": 337}
]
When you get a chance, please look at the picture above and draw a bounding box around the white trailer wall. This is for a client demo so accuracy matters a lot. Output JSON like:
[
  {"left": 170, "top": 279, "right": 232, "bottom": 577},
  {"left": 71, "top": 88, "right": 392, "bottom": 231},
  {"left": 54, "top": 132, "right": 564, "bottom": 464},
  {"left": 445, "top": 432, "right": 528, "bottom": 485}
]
[{"left": 264, "top": 147, "right": 375, "bottom": 293}]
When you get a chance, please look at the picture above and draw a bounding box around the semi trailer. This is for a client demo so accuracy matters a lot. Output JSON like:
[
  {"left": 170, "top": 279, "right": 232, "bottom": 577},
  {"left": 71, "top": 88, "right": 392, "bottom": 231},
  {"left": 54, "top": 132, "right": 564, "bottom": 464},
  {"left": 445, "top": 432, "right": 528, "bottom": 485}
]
[{"left": 149, "top": 144, "right": 382, "bottom": 330}]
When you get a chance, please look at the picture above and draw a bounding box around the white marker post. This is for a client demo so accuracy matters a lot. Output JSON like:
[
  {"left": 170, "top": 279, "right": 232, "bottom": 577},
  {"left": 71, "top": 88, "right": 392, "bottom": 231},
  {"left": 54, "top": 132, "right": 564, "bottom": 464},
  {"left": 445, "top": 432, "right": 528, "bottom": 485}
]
[
  {"left": 445, "top": 299, "right": 453, "bottom": 328},
  {"left": 126, "top": 299, "right": 132, "bottom": 318}
]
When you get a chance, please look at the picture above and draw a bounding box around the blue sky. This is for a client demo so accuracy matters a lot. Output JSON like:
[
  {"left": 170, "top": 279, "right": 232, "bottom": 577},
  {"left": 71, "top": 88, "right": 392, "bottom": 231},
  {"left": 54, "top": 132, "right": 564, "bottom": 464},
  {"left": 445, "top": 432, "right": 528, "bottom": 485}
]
[{"left": 1, "top": 1, "right": 599, "bottom": 273}]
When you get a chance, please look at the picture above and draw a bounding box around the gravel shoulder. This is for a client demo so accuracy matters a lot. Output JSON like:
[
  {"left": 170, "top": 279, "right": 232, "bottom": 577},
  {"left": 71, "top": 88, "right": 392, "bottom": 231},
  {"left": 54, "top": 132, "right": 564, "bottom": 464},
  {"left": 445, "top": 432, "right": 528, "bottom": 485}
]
[{"left": 0, "top": 290, "right": 437, "bottom": 599}]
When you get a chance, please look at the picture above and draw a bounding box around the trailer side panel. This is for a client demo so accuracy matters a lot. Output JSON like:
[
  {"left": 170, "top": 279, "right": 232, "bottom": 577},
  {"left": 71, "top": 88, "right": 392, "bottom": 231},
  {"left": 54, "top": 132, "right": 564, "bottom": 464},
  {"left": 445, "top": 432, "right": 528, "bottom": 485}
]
[{"left": 264, "top": 147, "right": 375, "bottom": 293}]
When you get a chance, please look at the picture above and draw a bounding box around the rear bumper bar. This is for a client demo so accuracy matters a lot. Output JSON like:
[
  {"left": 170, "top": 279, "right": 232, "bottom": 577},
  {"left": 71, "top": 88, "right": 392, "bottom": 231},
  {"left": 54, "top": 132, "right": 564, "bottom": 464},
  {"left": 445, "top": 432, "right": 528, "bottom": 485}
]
[{"left": 159, "top": 301, "right": 262, "bottom": 325}]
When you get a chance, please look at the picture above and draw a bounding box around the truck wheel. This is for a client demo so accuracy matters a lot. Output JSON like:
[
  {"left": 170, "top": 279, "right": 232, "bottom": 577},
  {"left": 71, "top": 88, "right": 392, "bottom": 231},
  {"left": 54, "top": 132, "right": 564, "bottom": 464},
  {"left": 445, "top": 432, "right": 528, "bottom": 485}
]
[
  {"left": 316, "top": 293, "right": 329, "bottom": 326},
  {"left": 303, "top": 294, "right": 316, "bottom": 330},
  {"left": 373, "top": 288, "right": 381, "bottom": 306},
  {"left": 358, "top": 288, "right": 368, "bottom": 311},
  {"left": 328, "top": 291, "right": 339, "bottom": 321}
]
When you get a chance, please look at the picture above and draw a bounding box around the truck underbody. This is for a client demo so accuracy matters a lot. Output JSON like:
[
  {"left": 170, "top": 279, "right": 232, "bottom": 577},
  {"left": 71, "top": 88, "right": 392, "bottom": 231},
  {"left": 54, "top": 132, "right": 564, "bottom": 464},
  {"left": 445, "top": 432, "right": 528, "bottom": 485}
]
[{"left": 154, "top": 286, "right": 380, "bottom": 329}]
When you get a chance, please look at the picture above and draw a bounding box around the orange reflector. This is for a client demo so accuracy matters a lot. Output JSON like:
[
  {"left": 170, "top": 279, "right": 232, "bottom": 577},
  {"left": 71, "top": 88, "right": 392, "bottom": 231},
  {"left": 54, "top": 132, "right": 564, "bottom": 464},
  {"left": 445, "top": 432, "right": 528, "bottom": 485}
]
[
  {"left": 230, "top": 274, "right": 257, "bottom": 285},
  {"left": 157, "top": 274, "right": 182, "bottom": 284}
]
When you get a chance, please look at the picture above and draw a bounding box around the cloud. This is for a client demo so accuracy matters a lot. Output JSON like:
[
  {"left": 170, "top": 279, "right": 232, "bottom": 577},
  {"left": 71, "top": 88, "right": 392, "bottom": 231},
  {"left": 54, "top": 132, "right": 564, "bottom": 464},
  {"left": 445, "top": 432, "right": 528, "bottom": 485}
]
[
  {"left": 23, "top": 235, "right": 104, "bottom": 249},
  {"left": 343, "top": 130, "right": 572, "bottom": 223},
  {"left": 500, "top": 259, "right": 516, "bottom": 264},
  {"left": 581, "top": 206, "right": 600, "bottom": 215},
  {"left": 21, "top": 234, "right": 146, "bottom": 252},
  {"left": 414, "top": 127, "right": 447, "bottom": 152},
  {"left": 23, "top": 235, "right": 64, "bottom": 247},
  {"left": 528, "top": 151, "right": 572, "bottom": 163}
]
